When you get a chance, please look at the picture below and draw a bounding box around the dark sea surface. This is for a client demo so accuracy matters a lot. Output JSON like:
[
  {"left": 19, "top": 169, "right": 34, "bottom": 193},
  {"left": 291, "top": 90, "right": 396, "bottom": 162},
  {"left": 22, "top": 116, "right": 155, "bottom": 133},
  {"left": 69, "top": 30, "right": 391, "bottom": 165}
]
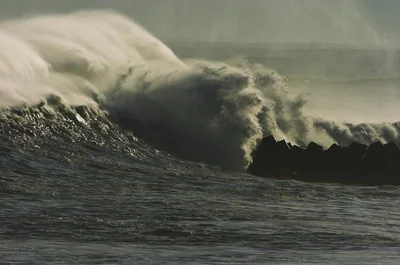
[
  {"left": 1, "top": 11, "right": 400, "bottom": 264},
  {"left": 1, "top": 105, "right": 400, "bottom": 265}
]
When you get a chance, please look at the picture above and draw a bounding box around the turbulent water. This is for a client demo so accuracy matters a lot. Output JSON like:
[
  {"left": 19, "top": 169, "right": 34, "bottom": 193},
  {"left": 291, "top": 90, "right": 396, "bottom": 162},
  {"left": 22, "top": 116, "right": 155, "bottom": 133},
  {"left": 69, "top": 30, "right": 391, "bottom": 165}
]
[{"left": 1, "top": 10, "right": 400, "bottom": 264}]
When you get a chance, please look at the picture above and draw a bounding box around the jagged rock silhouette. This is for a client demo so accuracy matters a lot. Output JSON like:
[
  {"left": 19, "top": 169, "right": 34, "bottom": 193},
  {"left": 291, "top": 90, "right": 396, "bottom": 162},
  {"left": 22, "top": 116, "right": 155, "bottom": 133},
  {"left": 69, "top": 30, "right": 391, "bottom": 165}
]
[{"left": 248, "top": 135, "right": 400, "bottom": 186}]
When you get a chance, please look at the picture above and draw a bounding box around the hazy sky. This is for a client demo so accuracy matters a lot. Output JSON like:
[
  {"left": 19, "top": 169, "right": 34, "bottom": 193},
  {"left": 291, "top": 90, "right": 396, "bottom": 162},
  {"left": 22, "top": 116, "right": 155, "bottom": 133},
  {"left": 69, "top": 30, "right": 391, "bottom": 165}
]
[{"left": 1, "top": 0, "right": 399, "bottom": 46}]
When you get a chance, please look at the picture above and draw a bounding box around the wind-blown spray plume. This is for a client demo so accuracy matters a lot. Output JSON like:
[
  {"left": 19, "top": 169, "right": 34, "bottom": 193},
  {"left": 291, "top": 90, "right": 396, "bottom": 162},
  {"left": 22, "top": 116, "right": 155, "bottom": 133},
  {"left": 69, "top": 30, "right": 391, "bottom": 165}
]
[{"left": 0, "top": 10, "right": 185, "bottom": 107}]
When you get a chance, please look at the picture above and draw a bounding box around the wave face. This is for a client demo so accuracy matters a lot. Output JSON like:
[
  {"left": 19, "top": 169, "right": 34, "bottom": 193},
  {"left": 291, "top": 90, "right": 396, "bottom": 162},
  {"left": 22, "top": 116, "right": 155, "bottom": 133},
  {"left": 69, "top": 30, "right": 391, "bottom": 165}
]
[{"left": 1, "top": 10, "right": 400, "bottom": 170}]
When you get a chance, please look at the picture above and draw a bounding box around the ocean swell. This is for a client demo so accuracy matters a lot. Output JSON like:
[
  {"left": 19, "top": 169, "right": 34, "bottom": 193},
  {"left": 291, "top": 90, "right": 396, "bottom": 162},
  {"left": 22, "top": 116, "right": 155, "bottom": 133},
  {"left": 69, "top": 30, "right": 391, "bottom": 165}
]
[{"left": 1, "top": 10, "right": 400, "bottom": 171}]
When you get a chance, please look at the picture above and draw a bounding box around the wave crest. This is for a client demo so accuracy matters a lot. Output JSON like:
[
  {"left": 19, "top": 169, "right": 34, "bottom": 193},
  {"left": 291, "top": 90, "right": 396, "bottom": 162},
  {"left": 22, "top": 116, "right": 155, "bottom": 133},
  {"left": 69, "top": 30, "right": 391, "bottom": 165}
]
[{"left": 1, "top": 10, "right": 399, "bottom": 170}]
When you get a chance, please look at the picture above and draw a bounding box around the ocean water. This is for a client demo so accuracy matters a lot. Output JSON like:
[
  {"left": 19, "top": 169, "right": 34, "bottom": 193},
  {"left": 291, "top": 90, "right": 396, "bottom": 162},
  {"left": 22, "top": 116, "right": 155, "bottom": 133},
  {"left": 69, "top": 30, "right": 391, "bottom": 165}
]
[
  {"left": 2, "top": 116, "right": 400, "bottom": 265},
  {"left": 1, "top": 10, "right": 400, "bottom": 265},
  {"left": 1, "top": 115, "right": 400, "bottom": 264}
]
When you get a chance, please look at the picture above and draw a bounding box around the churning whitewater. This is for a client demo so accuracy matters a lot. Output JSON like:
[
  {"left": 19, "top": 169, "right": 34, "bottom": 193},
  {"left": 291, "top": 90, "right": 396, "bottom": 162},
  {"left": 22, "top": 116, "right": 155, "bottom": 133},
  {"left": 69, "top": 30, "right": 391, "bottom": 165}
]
[{"left": 1, "top": 10, "right": 400, "bottom": 170}]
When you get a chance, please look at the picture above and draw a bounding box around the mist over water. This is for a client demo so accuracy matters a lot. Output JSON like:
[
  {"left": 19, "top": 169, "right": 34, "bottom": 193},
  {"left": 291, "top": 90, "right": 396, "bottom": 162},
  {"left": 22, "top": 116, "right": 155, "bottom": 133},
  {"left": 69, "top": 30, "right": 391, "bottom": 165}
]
[{"left": 0, "top": 9, "right": 399, "bottom": 170}]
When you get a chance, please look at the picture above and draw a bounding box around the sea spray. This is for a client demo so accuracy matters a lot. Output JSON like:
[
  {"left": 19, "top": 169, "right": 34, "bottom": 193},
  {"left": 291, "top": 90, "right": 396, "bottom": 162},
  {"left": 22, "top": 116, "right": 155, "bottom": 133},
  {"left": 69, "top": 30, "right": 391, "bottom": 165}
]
[{"left": 1, "top": 10, "right": 400, "bottom": 170}]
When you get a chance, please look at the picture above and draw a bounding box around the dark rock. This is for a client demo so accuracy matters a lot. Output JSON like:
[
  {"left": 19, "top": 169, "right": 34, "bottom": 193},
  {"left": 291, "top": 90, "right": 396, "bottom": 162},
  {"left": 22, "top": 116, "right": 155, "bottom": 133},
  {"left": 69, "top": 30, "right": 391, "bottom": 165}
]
[
  {"left": 383, "top": 142, "right": 400, "bottom": 158},
  {"left": 366, "top": 141, "right": 383, "bottom": 155},
  {"left": 248, "top": 136, "right": 295, "bottom": 179},
  {"left": 322, "top": 144, "right": 347, "bottom": 183},
  {"left": 255, "top": 135, "right": 277, "bottom": 156},
  {"left": 307, "top": 141, "right": 324, "bottom": 153},
  {"left": 289, "top": 145, "right": 306, "bottom": 178},
  {"left": 348, "top": 142, "right": 368, "bottom": 155},
  {"left": 277, "top": 140, "right": 291, "bottom": 152},
  {"left": 249, "top": 136, "right": 400, "bottom": 186},
  {"left": 293, "top": 142, "right": 325, "bottom": 182},
  {"left": 333, "top": 142, "right": 368, "bottom": 184},
  {"left": 361, "top": 142, "right": 400, "bottom": 185},
  {"left": 327, "top": 143, "right": 340, "bottom": 152}
]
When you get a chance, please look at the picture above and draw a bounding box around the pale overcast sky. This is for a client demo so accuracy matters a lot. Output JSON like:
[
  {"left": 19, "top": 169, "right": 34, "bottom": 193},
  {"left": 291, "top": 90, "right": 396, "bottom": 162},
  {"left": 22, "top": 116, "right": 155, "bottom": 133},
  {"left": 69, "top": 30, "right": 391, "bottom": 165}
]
[{"left": 0, "top": 0, "right": 399, "bottom": 46}]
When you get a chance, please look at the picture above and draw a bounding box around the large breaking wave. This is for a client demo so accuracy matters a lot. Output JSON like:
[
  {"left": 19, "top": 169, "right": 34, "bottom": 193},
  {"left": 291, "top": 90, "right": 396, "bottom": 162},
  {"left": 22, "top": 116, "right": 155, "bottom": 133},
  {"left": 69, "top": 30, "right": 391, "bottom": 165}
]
[{"left": 1, "top": 10, "right": 400, "bottom": 171}]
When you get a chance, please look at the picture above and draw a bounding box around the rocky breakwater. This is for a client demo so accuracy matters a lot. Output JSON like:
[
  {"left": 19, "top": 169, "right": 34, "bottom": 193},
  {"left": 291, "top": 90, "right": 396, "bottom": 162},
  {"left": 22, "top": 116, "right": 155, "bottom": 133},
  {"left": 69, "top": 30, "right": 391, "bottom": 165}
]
[{"left": 248, "top": 135, "right": 400, "bottom": 186}]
